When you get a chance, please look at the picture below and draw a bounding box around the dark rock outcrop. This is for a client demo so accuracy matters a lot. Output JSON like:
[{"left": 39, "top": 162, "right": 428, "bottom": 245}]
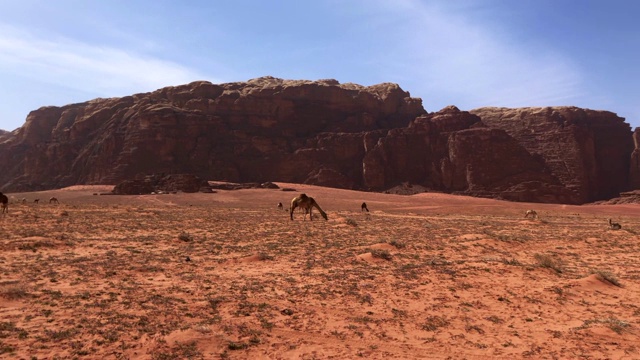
[
  {"left": 362, "top": 106, "right": 579, "bottom": 203},
  {"left": 112, "top": 174, "right": 210, "bottom": 195},
  {"left": 470, "top": 107, "right": 633, "bottom": 203},
  {"left": 0, "top": 77, "right": 635, "bottom": 204}
]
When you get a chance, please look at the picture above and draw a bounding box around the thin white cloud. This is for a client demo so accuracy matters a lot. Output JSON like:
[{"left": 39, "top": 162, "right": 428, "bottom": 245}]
[
  {"left": 0, "top": 24, "right": 208, "bottom": 97},
  {"left": 366, "top": 0, "right": 585, "bottom": 110}
]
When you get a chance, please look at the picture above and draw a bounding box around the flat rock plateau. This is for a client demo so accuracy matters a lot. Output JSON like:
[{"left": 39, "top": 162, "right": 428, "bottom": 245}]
[{"left": 0, "top": 184, "right": 639, "bottom": 359}]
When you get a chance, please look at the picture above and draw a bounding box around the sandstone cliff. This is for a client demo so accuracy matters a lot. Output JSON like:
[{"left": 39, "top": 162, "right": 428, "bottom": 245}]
[
  {"left": 0, "top": 77, "right": 424, "bottom": 191},
  {"left": 0, "top": 77, "right": 634, "bottom": 204},
  {"left": 470, "top": 107, "right": 633, "bottom": 203}
]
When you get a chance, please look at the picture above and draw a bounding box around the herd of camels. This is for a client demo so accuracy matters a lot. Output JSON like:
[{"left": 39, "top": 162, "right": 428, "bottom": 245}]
[
  {"left": 0, "top": 190, "right": 625, "bottom": 230},
  {"left": 277, "top": 194, "right": 370, "bottom": 221},
  {"left": 0, "top": 192, "right": 59, "bottom": 214},
  {"left": 282, "top": 195, "right": 623, "bottom": 230}
]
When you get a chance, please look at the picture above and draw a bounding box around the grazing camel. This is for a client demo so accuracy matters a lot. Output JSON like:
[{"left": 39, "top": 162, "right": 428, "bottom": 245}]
[
  {"left": 361, "top": 202, "right": 369, "bottom": 212},
  {"left": 49, "top": 197, "right": 59, "bottom": 204},
  {"left": 277, "top": 202, "right": 284, "bottom": 210},
  {"left": 609, "top": 218, "right": 622, "bottom": 230},
  {"left": 21, "top": 198, "right": 27, "bottom": 204},
  {"left": 524, "top": 209, "right": 538, "bottom": 219},
  {"left": 290, "top": 193, "right": 328, "bottom": 221},
  {"left": 0, "top": 192, "right": 8, "bottom": 214},
  {"left": 34, "top": 199, "right": 39, "bottom": 204}
]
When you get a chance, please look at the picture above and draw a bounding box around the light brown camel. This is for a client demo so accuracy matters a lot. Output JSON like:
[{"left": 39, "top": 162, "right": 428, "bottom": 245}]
[
  {"left": 49, "top": 197, "right": 59, "bottom": 204},
  {"left": 0, "top": 192, "right": 8, "bottom": 214},
  {"left": 524, "top": 209, "right": 538, "bottom": 219},
  {"left": 609, "top": 218, "right": 622, "bottom": 230},
  {"left": 361, "top": 202, "right": 369, "bottom": 212},
  {"left": 290, "top": 193, "right": 328, "bottom": 221}
]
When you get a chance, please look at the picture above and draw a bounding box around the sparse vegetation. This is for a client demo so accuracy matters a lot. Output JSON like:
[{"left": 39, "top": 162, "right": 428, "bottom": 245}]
[
  {"left": 178, "top": 232, "right": 193, "bottom": 242},
  {"left": 345, "top": 218, "right": 358, "bottom": 226},
  {"left": 421, "top": 316, "right": 449, "bottom": 331},
  {"left": 592, "top": 269, "right": 622, "bottom": 287},
  {"left": 575, "top": 317, "right": 631, "bottom": 334},
  {"left": 534, "top": 253, "right": 564, "bottom": 273},
  {"left": 370, "top": 249, "right": 392, "bottom": 261},
  {"left": 0, "top": 187, "right": 638, "bottom": 358}
]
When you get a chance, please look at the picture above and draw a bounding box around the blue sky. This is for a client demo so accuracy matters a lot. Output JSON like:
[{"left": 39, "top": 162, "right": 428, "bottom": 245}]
[{"left": 0, "top": 0, "right": 638, "bottom": 131}]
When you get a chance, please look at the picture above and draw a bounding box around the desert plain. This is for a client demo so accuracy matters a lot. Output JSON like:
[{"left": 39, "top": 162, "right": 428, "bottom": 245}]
[{"left": 0, "top": 184, "right": 639, "bottom": 359}]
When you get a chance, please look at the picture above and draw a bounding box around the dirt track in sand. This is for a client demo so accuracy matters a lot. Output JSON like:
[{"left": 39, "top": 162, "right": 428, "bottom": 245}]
[{"left": 0, "top": 184, "right": 639, "bottom": 359}]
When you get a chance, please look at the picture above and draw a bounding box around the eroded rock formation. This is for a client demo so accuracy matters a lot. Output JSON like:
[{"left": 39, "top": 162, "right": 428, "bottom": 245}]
[
  {"left": 471, "top": 107, "right": 633, "bottom": 203},
  {"left": 0, "top": 77, "right": 635, "bottom": 204}
]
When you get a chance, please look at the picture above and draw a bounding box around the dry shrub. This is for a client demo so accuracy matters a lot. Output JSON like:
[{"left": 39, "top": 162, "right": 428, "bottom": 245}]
[
  {"left": 421, "top": 315, "right": 450, "bottom": 331},
  {"left": 370, "top": 249, "right": 392, "bottom": 261},
  {"left": 0, "top": 284, "right": 29, "bottom": 300},
  {"left": 534, "top": 253, "right": 563, "bottom": 274},
  {"left": 592, "top": 270, "right": 622, "bottom": 287}
]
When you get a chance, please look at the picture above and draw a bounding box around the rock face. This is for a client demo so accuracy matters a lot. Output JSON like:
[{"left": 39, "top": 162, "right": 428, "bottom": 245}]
[
  {"left": 629, "top": 129, "right": 640, "bottom": 189},
  {"left": 363, "top": 106, "right": 584, "bottom": 203},
  {"left": 470, "top": 107, "right": 633, "bottom": 203},
  {"left": 0, "top": 77, "right": 635, "bottom": 204},
  {"left": 0, "top": 77, "right": 424, "bottom": 191}
]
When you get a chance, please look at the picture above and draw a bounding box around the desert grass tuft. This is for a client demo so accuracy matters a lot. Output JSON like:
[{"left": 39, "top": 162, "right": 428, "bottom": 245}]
[
  {"left": 592, "top": 270, "right": 622, "bottom": 287},
  {"left": 533, "top": 253, "right": 563, "bottom": 274},
  {"left": 421, "top": 315, "right": 450, "bottom": 331},
  {"left": 0, "top": 285, "right": 29, "bottom": 300},
  {"left": 370, "top": 249, "right": 392, "bottom": 261},
  {"left": 178, "top": 232, "right": 193, "bottom": 242}
]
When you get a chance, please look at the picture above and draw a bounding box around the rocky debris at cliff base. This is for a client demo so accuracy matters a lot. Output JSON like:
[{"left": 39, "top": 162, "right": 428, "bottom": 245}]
[
  {"left": 112, "top": 174, "right": 212, "bottom": 195},
  {"left": 592, "top": 190, "right": 640, "bottom": 205},
  {"left": 208, "top": 181, "right": 281, "bottom": 191},
  {"left": 384, "top": 183, "right": 430, "bottom": 195}
]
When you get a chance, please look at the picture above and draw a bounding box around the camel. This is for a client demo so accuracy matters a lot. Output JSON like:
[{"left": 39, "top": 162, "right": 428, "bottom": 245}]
[
  {"left": 609, "top": 218, "right": 622, "bottom": 230},
  {"left": 290, "top": 193, "right": 328, "bottom": 221},
  {"left": 34, "top": 199, "right": 39, "bottom": 204},
  {"left": 49, "top": 197, "right": 59, "bottom": 204},
  {"left": 361, "top": 202, "right": 369, "bottom": 212},
  {"left": 524, "top": 209, "right": 538, "bottom": 219},
  {"left": 277, "top": 202, "right": 284, "bottom": 210},
  {"left": 0, "top": 192, "right": 8, "bottom": 214}
]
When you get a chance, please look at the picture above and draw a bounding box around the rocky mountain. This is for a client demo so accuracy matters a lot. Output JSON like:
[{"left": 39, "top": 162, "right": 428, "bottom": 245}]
[{"left": 0, "top": 77, "right": 635, "bottom": 204}]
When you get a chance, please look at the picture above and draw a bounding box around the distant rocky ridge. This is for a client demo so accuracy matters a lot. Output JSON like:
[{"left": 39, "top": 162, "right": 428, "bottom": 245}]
[{"left": 0, "top": 76, "right": 636, "bottom": 204}]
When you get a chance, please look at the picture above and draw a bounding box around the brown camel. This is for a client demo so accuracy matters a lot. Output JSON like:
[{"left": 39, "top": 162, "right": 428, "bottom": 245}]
[
  {"left": 524, "top": 209, "right": 538, "bottom": 219},
  {"left": 609, "top": 218, "right": 622, "bottom": 230},
  {"left": 361, "top": 202, "right": 369, "bottom": 212},
  {"left": 290, "top": 193, "right": 328, "bottom": 221},
  {"left": 49, "top": 197, "right": 59, "bottom": 204},
  {"left": 277, "top": 202, "right": 284, "bottom": 210},
  {"left": 0, "top": 192, "right": 8, "bottom": 214}
]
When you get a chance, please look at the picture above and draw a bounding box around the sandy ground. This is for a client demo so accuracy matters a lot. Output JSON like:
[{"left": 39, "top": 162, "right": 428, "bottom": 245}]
[{"left": 0, "top": 184, "right": 639, "bottom": 359}]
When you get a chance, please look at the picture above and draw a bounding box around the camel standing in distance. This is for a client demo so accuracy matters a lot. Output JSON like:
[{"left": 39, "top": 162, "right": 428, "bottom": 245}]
[
  {"left": 524, "top": 209, "right": 538, "bottom": 219},
  {"left": 609, "top": 218, "right": 622, "bottom": 230},
  {"left": 0, "top": 192, "right": 8, "bottom": 214},
  {"left": 277, "top": 202, "right": 284, "bottom": 210},
  {"left": 49, "top": 197, "right": 59, "bottom": 204},
  {"left": 290, "top": 193, "right": 328, "bottom": 221},
  {"left": 361, "top": 202, "right": 369, "bottom": 212}
]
